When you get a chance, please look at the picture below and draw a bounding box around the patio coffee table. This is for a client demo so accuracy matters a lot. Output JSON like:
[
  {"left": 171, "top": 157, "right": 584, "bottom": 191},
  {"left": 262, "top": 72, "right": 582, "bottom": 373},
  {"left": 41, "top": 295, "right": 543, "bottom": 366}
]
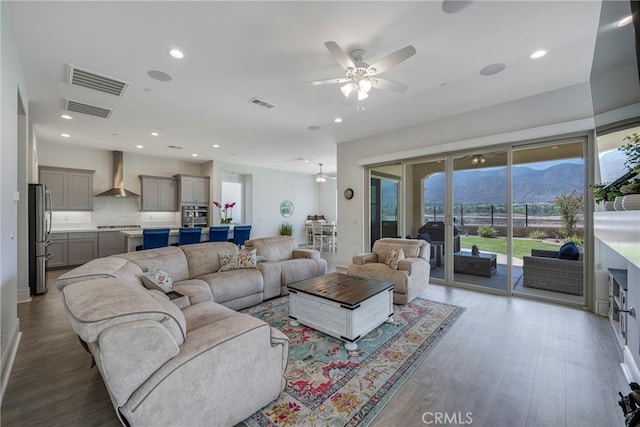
[
  {"left": 288, "top": 272, "right": 394, "bottom": 350},
  {"left": 454, "top": 251, "right": 497, "bottom": 277}
]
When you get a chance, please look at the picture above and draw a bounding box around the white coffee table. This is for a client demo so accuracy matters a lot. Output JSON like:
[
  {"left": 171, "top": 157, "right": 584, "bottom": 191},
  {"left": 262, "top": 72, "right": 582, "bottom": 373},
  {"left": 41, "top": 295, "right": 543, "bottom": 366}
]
[{"left": 288, "top": 273, "right": 394, "bottom": 350}]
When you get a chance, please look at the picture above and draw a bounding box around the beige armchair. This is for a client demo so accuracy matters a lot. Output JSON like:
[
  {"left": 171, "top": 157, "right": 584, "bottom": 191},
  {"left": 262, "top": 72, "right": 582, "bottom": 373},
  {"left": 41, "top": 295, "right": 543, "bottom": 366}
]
[{"left": 347, "top": 238, "right": 431, "bottom": 304}]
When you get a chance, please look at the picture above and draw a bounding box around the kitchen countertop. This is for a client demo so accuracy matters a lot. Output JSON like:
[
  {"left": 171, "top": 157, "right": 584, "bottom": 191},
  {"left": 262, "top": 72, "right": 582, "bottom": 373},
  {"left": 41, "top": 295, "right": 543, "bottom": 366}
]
[{"left": 120, "top": 227, "right": 221, "bottom": 237}]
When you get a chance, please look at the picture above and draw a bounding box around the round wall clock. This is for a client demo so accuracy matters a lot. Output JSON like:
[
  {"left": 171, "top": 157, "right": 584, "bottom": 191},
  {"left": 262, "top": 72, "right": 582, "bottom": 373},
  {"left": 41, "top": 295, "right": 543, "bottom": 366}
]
[{"left": 344, "top": 188, "right": 354, "bottom": 200}]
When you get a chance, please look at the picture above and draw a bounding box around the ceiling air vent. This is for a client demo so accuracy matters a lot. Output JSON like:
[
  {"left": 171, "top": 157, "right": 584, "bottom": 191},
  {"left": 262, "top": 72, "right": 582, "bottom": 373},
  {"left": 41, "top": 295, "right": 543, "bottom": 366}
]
[
  {"left": 249, "top": 97, "right": 275, "bottom": 109},
  {"left": 65, "top": 99, "right": 113, "bottom": 119},
  {"left": 168, "top": 145, "right": 183, "bottom": 150},
  {"left": 67, "top": 65, "right": 129, "bottom": 97}
]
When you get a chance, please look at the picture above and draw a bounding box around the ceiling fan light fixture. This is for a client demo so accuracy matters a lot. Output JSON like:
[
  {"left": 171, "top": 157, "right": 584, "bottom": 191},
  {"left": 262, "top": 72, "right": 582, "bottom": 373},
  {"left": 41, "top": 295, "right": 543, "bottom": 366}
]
[
  {"left": 358, "top": 78, "right": 372, "bottom": 93},
  {"left": 341, "top": 83, "right": 354, "bottom": 97},
  {"left": 471, "top": 154, "right": 486, "bottom": 165},
  {"left": 357, "top": 90, "right": 369, "bottom": 101},
  {"left": 316, "top": 163, "right": 327, "bottom": 183}
]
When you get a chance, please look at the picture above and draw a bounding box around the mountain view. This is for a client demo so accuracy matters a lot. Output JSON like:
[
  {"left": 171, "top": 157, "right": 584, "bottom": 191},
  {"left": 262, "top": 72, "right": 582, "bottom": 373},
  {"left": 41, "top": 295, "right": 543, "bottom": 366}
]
[{"left": 423, "top": 163, "right": 585, "bottom": 204}]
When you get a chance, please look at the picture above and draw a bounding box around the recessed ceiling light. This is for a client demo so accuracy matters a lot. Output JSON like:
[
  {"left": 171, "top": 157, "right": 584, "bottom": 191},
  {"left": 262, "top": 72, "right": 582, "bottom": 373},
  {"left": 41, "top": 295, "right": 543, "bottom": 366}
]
[
  {"left": 191, "top": 153, "right": 198, "bottom": 157},
  {"left": 334, "top": 118, "right": 343, "bottom": 123},
  {"left": 168, "top": 49, "right": 184, "bottom": 59},
  {"left": 529, "top": 50, "right": 548, "bottom": 60},
  {"left": 618, "top": 15, "right": 633, "bottom": 27},
  {"left": 212, "top": 144, "right": 220, "bottom": 148},
  {"left": 61, "top": 133, "right": 70, "bottom": 138},
  {"left": 136, "top": 145, "right": 143, "bottom": 149},
  {"left": 551, "top": 146, "right": 559, "bottom": 150},
  {"left": 150, "top": 132, "right": 159, "bottom": 136},
  {"left": 304, "top": 159, "right": 309, "bottom": 163},
  {"left": 60, "top": 114, "right": 72, "bottom": 120}
]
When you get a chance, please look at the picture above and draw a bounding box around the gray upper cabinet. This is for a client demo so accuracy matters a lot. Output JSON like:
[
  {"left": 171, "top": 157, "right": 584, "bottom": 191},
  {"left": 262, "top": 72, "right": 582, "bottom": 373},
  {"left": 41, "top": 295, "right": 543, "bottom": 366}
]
[
  {"left": 139, "top": 175, "right": 178, "bottom": 211},
  {"left": 176, "top": 174, "right": 210, "bottom": 205},
  {"left": 40, "top": 166, "right": 94, "bottom": 211}
]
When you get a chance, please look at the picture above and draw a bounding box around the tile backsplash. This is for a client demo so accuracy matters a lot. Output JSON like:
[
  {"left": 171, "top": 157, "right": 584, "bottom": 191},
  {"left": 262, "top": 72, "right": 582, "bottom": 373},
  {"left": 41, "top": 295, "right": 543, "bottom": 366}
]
[{"left": 51, "top": 197, "right": 180, "bottom": 229}]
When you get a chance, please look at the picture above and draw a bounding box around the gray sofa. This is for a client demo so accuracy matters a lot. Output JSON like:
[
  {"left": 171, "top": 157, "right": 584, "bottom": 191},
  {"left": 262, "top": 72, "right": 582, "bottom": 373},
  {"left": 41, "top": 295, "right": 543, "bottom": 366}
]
[
  {"left": 522, "top": 248, "right": 584, "bottom": 295},
  {"left": 56, "top": 237, "right": 327, "bottom": 426},
  {"left": 245, "top": 235, "right": 328, "bottom": 296}
]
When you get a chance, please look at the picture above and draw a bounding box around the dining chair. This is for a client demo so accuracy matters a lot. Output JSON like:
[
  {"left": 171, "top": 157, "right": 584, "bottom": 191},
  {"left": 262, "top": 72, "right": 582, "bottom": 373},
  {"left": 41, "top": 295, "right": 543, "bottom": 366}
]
[
  {"left": 323, "top": 222, "right": 337, "bottom": 252},
  {"left": 209, "top": 226, "right": 230, "bottom": 242},
  {"left": 136, "top": 228, "right": 171, "bottom": 251},
  {"left": 305, "top": 222, "right": 314, "bottom": 248},
  {"left": 179, "top": 227, "right": 202, "bottom": 246},
  {"left": 232, "top": 225, "right": 252, "bottom": 248},
  {"left": 311, "top": 221, "right": 330, "bottom": 252}
]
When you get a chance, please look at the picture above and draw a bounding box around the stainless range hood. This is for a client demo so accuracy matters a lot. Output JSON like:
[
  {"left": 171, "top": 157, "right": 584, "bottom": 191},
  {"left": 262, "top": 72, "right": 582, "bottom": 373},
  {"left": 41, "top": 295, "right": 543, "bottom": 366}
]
[{"left": 95, "top": 151, "right": 139, "bottom": 198}]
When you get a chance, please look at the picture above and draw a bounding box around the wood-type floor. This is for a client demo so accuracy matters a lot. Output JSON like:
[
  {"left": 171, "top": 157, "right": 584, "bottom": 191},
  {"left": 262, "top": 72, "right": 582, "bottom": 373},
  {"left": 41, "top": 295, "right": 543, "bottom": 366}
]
[{"left": 1, "top": 264, "right": 628, "bottom": 427}]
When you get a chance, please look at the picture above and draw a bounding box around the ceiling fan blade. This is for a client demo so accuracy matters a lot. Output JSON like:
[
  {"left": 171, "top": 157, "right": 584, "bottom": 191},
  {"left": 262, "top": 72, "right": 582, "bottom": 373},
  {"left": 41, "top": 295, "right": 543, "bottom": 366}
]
[
  {"left": 325, "top": 41, "right": 356, "bottom": 70},
  {"left": 372, "top": 78, "right": 408, "bottom": 93},
  {"left": 368, "top": 45, "right": 416, "bottom": 75},
  {"left": 301, "top": 77, "right": 350, "bottom": 86}
]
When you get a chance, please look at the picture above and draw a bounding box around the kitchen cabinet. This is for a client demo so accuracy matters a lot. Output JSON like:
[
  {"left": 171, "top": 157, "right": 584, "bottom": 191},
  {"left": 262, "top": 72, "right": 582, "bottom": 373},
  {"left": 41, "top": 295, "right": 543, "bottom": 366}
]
[
  {"left": 98, "top": 231, "right": 126, "bottom": 257},
  {"left": 68, "top": 232, "right": 98, "bottom": 266},
  {"left": 40, "top": 166, "right": 94, "bottom": 211},
  {"left": 47, "top": 232, "right": 98, "bottom": 269},
  {"left": 139, "top": 175, "right": 178, "bottom": 211},
  {"left": 47, "top": 233, "right": 68, "bottom": 268},
  {"left": 175, "top": 174, "right": 209, "bottom": 205}
]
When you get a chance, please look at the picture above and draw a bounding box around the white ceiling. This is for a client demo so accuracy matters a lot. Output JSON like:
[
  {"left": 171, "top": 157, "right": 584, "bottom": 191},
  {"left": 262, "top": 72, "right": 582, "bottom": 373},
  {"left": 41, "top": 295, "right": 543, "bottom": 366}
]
[{"left": 7, "top": 1, "right": 604, "bottom": 177}]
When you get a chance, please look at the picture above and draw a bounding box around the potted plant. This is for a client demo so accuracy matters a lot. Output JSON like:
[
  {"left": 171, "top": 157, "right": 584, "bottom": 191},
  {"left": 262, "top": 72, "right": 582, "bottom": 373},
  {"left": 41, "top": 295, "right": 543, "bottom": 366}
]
[
  {"left": 279, "top": 222, "right": 293, "bottom": 236},
  {"left": 621, "top": 133, "right": 640, "bottom": 174},
  {"left": 592, "top": 182, "right": 623, "bottom": 211},
  {"left": 621, "top": 178, "right": 640, "bottom": 210}
]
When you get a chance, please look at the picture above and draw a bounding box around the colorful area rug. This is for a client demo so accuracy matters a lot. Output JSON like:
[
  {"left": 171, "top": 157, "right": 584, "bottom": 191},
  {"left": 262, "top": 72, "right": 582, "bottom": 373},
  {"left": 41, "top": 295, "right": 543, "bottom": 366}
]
[{"left": 241, "top": 295, "right": 464, "bottom": 426}]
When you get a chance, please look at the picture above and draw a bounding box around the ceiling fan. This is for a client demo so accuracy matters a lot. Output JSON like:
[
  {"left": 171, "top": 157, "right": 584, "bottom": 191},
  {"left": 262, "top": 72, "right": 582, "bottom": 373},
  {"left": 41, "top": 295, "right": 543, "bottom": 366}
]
[
  {"left": 460, "top": 153, "right": 497, "bottom": 166},
  {"left": 304, "top": 41, "right": 416, "bottom": 101}
]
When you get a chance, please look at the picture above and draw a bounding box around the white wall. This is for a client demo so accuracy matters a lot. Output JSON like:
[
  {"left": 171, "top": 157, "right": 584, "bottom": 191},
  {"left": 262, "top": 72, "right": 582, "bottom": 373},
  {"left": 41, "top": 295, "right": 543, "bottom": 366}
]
[
  {"left": 1, "top": 0, "right": 28, "bottom": 401},
  {"left": 212, "top": 160, "right": 322, "bottom": 245},
  {"left": 336, "top": 82, "right": 595, "bottom": 268}
]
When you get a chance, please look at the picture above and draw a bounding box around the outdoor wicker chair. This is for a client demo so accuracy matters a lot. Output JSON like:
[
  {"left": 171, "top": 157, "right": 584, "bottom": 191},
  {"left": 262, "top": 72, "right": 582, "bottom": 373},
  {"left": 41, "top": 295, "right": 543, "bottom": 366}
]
[{"left": 522, "top": 248, "right": 584, "bottom": 296}]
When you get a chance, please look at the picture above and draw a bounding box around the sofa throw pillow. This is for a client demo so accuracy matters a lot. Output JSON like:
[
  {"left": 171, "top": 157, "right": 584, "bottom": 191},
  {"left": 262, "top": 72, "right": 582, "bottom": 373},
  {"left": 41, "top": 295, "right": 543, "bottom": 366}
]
[
  {"left": 557, "top": 242, "right": 580, "bottom": 260},
  {"left": 141, "top": 269, "right": 173, "bottom": 293},
  {"left": 385, "top": 248, "right": 405, "bottom": 270},
  {"left": 219, "top": 249, "right": 258, "bottom": 272}
]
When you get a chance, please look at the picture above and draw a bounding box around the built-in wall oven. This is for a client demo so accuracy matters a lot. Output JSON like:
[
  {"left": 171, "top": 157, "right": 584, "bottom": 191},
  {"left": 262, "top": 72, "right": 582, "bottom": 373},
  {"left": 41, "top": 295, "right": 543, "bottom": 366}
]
[{"left": 182, "top": 206, "right": 209, "bottom": 227}]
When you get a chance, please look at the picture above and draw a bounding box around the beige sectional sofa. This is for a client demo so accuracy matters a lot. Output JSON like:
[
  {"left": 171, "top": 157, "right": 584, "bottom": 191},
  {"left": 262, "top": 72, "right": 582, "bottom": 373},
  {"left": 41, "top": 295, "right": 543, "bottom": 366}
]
[{"left": 56, "top": 237, "right": 327, "bottom": 427}]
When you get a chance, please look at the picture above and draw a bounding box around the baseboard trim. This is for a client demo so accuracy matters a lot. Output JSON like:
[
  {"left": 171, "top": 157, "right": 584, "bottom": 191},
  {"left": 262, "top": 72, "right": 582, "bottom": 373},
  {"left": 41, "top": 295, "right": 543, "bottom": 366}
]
[
  {"left": 595, "top": 299, "right": 609, "bottom": 317},
  {"left": 622, "top": 345, "right": 640, "bottom": 384},
  {"left": 0, "top": 319, "right": 22, "bottom": 405},
  {"left": 17, "top": 288, "right": 31, "bottom": 304}
]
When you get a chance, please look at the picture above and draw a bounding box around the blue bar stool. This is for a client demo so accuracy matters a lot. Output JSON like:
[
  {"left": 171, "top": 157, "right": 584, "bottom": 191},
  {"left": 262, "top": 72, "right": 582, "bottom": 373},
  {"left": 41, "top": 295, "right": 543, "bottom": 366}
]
[
  {"left": 179, "top": 227, "right": 202, "bottom": 245},
  {"left": 136, "top": 228, "right": 170, "bottom": 251},
  {"left": 209, "top": 226, "right": 230, "bottom": 242},
  {"left": 232, "top": 225, "right": 252, "bottom": 248}
]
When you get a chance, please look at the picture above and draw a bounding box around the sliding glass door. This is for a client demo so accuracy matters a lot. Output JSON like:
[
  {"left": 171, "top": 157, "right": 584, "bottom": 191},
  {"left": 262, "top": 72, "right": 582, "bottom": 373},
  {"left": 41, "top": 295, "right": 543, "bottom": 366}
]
[
  {"left": 366, "top": 137, "right": 587, "bottom": 304},
  {"left": 370, "top": 166, "right": 401, "bottom": 248},
  {"left": 511, "top": 140, "right": 586, "bottom": 303}
]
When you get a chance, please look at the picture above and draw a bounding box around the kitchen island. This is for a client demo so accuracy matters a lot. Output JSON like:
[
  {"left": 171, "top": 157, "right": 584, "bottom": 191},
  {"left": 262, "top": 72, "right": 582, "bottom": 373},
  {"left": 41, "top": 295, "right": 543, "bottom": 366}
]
[{"left": 120, "top": 226, "right": 234, "bottom": 252}]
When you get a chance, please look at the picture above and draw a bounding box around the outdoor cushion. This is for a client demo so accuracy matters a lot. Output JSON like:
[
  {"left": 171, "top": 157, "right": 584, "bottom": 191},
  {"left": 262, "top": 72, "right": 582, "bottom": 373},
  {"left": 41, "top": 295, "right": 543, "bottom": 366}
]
[{"left": 557, "top": 242, "right": 580, "bottom": 260}]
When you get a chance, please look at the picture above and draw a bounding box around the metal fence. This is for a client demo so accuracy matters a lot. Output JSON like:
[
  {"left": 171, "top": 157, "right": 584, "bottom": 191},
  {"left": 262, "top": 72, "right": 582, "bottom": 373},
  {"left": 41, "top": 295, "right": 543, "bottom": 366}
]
[{"left": 423, "top": 203, "right": 584, "bottom": 228}]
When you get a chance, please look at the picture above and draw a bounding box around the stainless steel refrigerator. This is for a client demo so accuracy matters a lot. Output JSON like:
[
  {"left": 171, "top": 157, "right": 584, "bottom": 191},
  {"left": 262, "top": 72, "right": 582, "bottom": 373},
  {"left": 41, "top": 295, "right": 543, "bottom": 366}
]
[{"left": 28, "top": 183, "right": 52, "bottom": 295}]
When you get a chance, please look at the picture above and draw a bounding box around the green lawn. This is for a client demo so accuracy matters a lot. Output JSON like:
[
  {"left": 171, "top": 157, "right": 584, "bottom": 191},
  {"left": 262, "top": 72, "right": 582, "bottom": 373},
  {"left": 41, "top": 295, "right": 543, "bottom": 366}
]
[{"left": 460, "top": 236, "right": 560, "bottom": 260}]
